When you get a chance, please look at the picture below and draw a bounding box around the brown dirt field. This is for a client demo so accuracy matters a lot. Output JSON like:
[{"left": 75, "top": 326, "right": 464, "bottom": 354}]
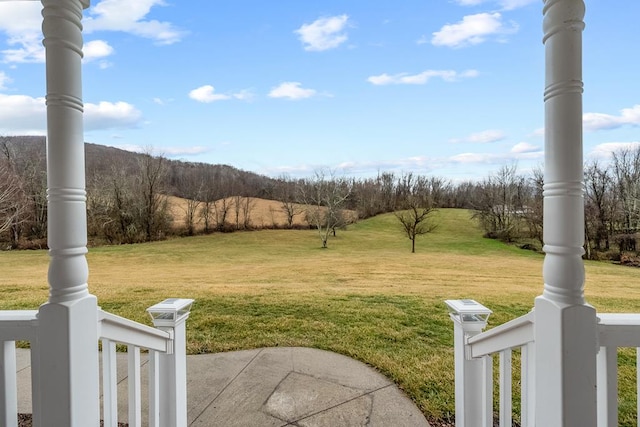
[{"left": 164, "top": 195, "right": 357, "bottom": 231}]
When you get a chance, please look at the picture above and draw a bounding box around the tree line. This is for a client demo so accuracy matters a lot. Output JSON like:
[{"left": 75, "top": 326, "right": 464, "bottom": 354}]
[{"left": 1, "top": 136, "right": 639, "bottom": 262}]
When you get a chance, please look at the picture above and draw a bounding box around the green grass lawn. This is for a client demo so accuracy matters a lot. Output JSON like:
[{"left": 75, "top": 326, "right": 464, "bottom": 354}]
[{"left": 1, "top": 208, "right": 639, "bottom": 424}]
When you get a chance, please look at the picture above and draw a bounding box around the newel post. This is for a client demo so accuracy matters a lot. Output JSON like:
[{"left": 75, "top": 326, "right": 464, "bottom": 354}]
[
  {"left": 37, "top": 0, "right": 99, "bottom": 426},
  {"left": 446, "top": 300, "right": 493, "bottom": 427},
  {"left": 148, "top": 299, "right": 194, "bottom": 427},
  {"left": 535, "top": 0, "right": 597, "bottom": 425}
]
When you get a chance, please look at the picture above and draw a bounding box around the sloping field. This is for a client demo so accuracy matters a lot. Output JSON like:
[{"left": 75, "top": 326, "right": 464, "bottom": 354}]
[{"left": 1, "top": 209, "right": 639, "bottom": 424}]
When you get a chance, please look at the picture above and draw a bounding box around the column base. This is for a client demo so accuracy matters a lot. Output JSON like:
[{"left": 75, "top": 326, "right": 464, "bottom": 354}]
[
  {"left": 534, "top": 296, "right": 597, "bottom": 427},
  {"left": 37, "top": 295, "right": 99, "bottom": 427}
]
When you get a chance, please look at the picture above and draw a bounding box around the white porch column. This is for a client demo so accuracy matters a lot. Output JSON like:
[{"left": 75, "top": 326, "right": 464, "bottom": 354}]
[
  {"left": 535, "top": 0, "right": 597, "bottom": 426},
  {"left": 37, "top": 0, "right": 99, "bottom": 426}
]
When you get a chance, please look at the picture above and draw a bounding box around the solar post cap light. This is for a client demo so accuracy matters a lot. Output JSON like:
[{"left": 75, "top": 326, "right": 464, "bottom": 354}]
[
  {"left": 445, "top": 299, "right": 492, "bottom": 325},
  {"left": 147, "top": 298, "right": 195, "bottom": 327}
]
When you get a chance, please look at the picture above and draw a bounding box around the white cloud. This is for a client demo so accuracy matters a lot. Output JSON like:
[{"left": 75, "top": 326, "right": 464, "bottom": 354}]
[
  {"left": 454, "top": 0, "right": 486, "bottom": 5},
  {"left": 188, "top": 85, "right": 252, "bottom": 103},
  {"left": 450, "top": 129, "right": 506, "bottom": 144},
  {"left": 263, "top": 155, "right": 437, "bottom": 177},
  {"left": 367, "top": 69, "right": 478, "bottom": 85},
  {"left": 450, "top": 143, "right": 543, "bottom": 164},
  {"left": 84, "top": 101, "right": 143, "bottom": 130},
  {"left": 453, "top": 0, "right": 536, "bottom": 10},
  {"left": 432, "top": 13, "right": 518, "bottom": 48},
  {"left": 0, "top": 71, "right": 10, "bottom": 90},
  {"left": 83, "top": 40, "right": 114, "bottom": 62},
  {"left": 450, "top": 152, "right": 493, "bottom": 164},
  {"left": 268, "top": 82, "right": 317, "bottom": 100},
  {"left": 0, "top": 93, "right": 46, "bottom": 134},
  {"left": 589, "top": 142, "right": 640, "bottom": 159},
  {"left": 84, "top": 0, "right": 185, "bottom": 45},
  {"left": 499, "top": 0, "right": 537, "bottom": 10},
  {"left": 583, "top": 105, "right": 640, "bottom": 131},
  {"left": 0, "top": 3, "right": 41, "bottom": 34},
  {"left": 295, "top": 15, "right": 349, "bottom": 51},
  {"left": 189, "top": 85, "right": 230, "bottom": 103},
  {"left": 0, "top": 2, "right": 42, "bottom": 63},
  {"left": 0, "top": 0, "right": 182, "bottom": 64},
  {"left": 511, "top": 142, "right": 540, "bottom": 153},
  {"left": 0, "top": 94, "right": 142, "bottom": 134},
  {"left": 469, "top": 130, "right": 505, "bottom": 143},
  {"left": 232, "top": 89, "right": 255, "bottom": 101},
  {"left": 532, "top": 127, "right": 544, "bottom": 137}
]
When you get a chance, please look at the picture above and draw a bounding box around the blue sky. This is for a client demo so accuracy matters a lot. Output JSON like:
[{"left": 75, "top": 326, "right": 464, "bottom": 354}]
[{"left": 0, "top": 0, "right": 638, "bottom": 181}]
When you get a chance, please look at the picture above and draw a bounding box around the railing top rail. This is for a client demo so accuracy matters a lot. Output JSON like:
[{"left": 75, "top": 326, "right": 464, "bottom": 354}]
[
  {"left": 598, "top": 313, "right": 640, "bottom": 326},
  {"left": 0, "top": 310, "right": 38, "bottom": 322},
  {"left": 0, "top": 310, "right": 39, "bottom": 341},
  {"left": 467, "top": 311, "right": 535, "bottom": 358},
  {"left": 598, "top": 313, "right": 640, "bottom": 348},
  {"left": 98, "top": 309, "right": 170, "bottom": 352}
]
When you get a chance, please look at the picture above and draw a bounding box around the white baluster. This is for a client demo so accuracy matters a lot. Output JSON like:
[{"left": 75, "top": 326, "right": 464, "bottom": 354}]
[
  {"left": 128, "top": 346, "right": 141, "bottom": 427},
  {"left": 596, "top": 346, "right": 618, "bottom": 426},
  {"left": 0, "top": 341, "right": 17, "bottom": 427},
  {"left": 637, "top": 348, "right": 640, "bottom": 424},
  {"left": 29, "top": 340, "right": 41, "bottom": 427},
  {"left": 482, "top": 356, "right": 493, "bottom": 427},
  {"left": 520, "top": 342, "right": 535, "bottom": 427},
  {"left": 149, "top": 350, "right": 160, "bottom": 427},
  {"left": 499, "top": 349, "right": 512, "bottom": 427},
  {"left": 102, "top": 339, "right": 117, "bottom": 427}
]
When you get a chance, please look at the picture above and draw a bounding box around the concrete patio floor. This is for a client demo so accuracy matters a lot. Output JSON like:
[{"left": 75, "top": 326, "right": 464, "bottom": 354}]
[{"left": 15, "top": 347, "right": 430, "bottom": 426}]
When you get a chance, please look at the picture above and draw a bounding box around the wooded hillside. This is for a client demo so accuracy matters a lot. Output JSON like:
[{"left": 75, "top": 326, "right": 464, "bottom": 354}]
[{"left": 2, "top": 135, "right": 640, "bottom": 264}]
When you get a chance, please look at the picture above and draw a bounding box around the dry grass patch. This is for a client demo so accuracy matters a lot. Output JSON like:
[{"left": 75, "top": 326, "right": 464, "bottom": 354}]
[{"left": 165, "top": 195, "right": 357, "bottom": 232}]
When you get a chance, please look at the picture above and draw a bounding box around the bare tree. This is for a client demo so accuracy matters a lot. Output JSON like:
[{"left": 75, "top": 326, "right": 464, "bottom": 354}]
[
  {"left": 241, "top": 196, "right": 255, "bottom": 229},
  {"left": 472, "top": 164, "right": 527, "bottom": 242},
  {"left": 16, "top": 148, "right": 48, "bottom": 241},
  {"left": 137, "top": 150, "right": 171, "bottom": 241},
  {"left": 184, "top": 196, "right": 202, "bottom": 236},
  {"left": 395, "top": 201, "right": 437, "bottom": 253},
  {"left": 233, "top": 195, "right": 243, "bottom": 230},
  {"left": 584, "top": 161, "right": 616, "bottom": 257},
  {"left": 198, "top": 169, "right": 217, "bottom": 234},
  {"left": 273, "top": 175, "right": 304, "bottom": 228},
  {"left": 299, "top": 170, "right": 352, "bottom": 248},
  {"left": 393, "top": 174, "right": 438, "bottom": 253},
  {"left": 0, "top": 161, "right": 29, "bottom": 247},
  {"left": 611, "top": 147, "right": 640, "bottom": 233},
  {"left": 214, "top": 197, "right": 234, "bottom": 232},
  {"left": 106, "top": 166, "right": 139, "bottom": 243},
  {"left": 280, "top": 199, "right": 304, "bottom": 228},
  {"left": 523, "top": 166, "right": 544, "bottom": 247}
]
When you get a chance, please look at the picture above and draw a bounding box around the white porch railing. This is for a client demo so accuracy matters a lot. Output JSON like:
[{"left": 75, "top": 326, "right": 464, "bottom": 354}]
[
  {"left": 0, "top": 299, "right": 192, "bottom": 427},
  {"left": 448, "top": 300, "right": 640, "bottom": 427},
  {"left": 596, "top": 314, "right": 640, "bottom": 427}
]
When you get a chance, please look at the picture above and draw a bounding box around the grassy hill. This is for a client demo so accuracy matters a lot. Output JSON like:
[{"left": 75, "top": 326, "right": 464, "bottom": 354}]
[{"left": 1, "top": 209, "right": 639, "bottom": 424}]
